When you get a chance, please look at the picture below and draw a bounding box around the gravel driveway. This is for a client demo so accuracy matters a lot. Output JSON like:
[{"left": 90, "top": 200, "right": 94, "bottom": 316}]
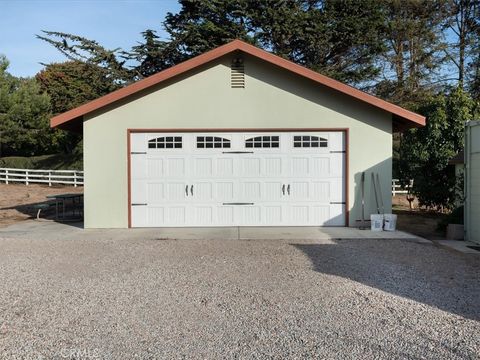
[{"left": 0, "top": 235, "right": 479, "bottom": 359}]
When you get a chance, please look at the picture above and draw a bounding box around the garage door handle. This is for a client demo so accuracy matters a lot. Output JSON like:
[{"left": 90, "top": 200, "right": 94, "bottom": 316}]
[
  {"left": 287, "top": 184, "right": 291, "bottom": 195},
  {"left": 190, "top": 185, "right": 194, "bottom": 196},
  {"left": 185, "top": 185, "right": 189, "bottom": 197},
  {"left": 282, "top": 184, "right": 285, "bottom": 195}
]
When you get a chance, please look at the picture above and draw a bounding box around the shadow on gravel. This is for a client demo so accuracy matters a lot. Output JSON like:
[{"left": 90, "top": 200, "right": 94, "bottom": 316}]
[{"left": 293, "top": 240, "right": 480, "bottom": 321}]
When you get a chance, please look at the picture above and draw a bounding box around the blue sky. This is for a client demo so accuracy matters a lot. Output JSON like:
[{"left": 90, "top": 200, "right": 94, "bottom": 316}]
[{"left": 0, "top": 0, "right": 180, "bottom": 77}]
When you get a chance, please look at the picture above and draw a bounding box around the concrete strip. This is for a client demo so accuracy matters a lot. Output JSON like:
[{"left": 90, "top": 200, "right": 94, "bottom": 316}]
[
  {"left": 435, "top": 240, "right": 480, "bottom": 254},
  {"left": 0, "top": 220, "right": 430, "bottom": 243}
]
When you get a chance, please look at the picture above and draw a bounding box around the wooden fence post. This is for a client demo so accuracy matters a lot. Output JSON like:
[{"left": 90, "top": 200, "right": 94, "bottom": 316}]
[
  {"left": 5, "top": 169, "right": 8, "bottom": 184},
  {"left": 48, "top": 171, "right": 52, "bottom": 187},
  {"left": 25, "top": 170, "right": 29, "bottom": 185},
  {"left": 74, "top": 171, "right": 77, "bottom": 187}
]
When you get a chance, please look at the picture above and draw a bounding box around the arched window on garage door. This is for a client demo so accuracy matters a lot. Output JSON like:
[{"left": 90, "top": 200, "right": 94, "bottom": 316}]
[
  {"left": 293, "top": 135, "right": 328, "bottom": 148},
  {"left": 196, "top": 136, "right": 231, "bottom": 148},
  {"left": 245, "top": 136, "right": 280, "bottom": 148},
  {"left": 148, "top": 136, "right": 182, "bottom": 149}
]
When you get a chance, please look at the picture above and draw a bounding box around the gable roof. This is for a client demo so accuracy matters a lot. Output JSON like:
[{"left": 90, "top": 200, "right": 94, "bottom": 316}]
[{"left": 51, "top": 39, "right": 425, "bottom": 132}]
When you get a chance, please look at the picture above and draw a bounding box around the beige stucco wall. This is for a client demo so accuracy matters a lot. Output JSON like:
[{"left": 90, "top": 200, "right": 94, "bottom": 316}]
[{"left": 83, "top": 54, "right": 392, "bottom": 228}]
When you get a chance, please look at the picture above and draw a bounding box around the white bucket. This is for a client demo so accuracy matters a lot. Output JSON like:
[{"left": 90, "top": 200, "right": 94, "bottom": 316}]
[
  {"left": 383, "top": 214, "right": 397, "bottom": 232},
  {"left": 370, "top": 214, "right": 384, "bottom": 231}
]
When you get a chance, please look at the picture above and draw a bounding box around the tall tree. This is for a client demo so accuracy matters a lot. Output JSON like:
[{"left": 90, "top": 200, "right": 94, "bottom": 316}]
[
  {"left": 36, "top": 60, "right": 120, "bottom": 114},
  {"left": 36, "top": 61, "right": 121, "bottom": 153},
  {"left": 121, "top": 30, "right": 181, "bottom": 78},
  {"left": 375, "top": 0, "right": 448, "bottom": 107},
  {"left": 0, "top": 56, "right": 55, "bottom": 157},
  {"left": 163, "top": 0, "right": 386, "bottom": 85},
  {"left": 444, "top": 0, "right": 480, "bottom": 87},
  {"left": 36, "top": 31, "right": 133, "bottom": 84},
  {"left": 163, "top": 0, "right": 253, "bottom": 58},
  {"left": 39, "top": 1, "right": 386, "bottom": 86},
  {"left": 248, "top": 0, "right": 386, "bottom": 84}
]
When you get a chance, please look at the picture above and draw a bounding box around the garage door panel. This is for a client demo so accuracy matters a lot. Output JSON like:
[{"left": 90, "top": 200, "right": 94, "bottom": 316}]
[
  {"left": 265, "top": 206, "right": 283, "bottom": 223},
  {"left": 166, "top": 158, "right": 186, "bottom": 177},
  {"left": 195, "top": 182, "right": 213, "bottom": 200},
  {"left": 131, "top": 155, "right": 148, "bottom": 179},
  {"left": 290, "top": 181, "right": 310, "bottom": 199},
  {"left": 193, "top": 206, "right": 213, "bottom": 224},
  {"left": 242, "top": 181, "right": 261, "bottom": 199},
  {"left": 322, "top": 204, "right": 345, "bottom": 226},
  {"left": 166, "top": 206, "right": 187, "bottom": 225},
  {"left": 290, "top": 206, "right": 309, "bottom": 223},
  {"left": 131, "top": 180, "right": 147, "bottom": 203},
  {"left": 264, "top": 182, "right": 284, "bottom": 201},
  {"left": 311, "top": 181, "right": 330, "bottom": 201},
  {"left": 243, "top": 158, "right": 262, "bottom": 177},
  {"left": 291, "top": 157, "right": 309, "bottom": 175},
  {"left": 243, "top": 206, "right": 261, "bottom": 224},
  {"left": 218, "top": 206, "right": 234, "bottom": 225},
  {"left": 327, "top": 153, "right": 344, "bottom": 177},
  {"left": 216, "top": 182, "right": 235, "bottom": 200},
  {"left": 147, "top": 207, "right": 165, "bottom": 225},
  {"left": 312, "top": 205, "right": 330, "bottom": 224},
  {"left": 131, "top": 206, "right": 148, "bottom": 227},
  {"left": 146, "top": 183, "right": 164, "bottom": 203},
  {"left": 165, "top": 183, "right": 188, "bottom": 201},
  {"left": 264, "top": 157, "right": 283, "bottom": 175},
  {"left": 130, "top": 133, "right": 147, "bottom": 152},
  {"left": 217, "top": 158, "right": 234, "bottom": 176},
  {"left": 329, "top": 179, "right": 344, "bottom": 201},
  {"left": 193, "top": 158, "right": 213, "bottom": 177},
  {"left": 312, "top": 157, "right": 330, "bottom": 176},
  {"left": 131, "top": 131, "right": 346, "bottom": 227},
  {"left": 146, "top": 158, "right": 163, "bottom": 178}
]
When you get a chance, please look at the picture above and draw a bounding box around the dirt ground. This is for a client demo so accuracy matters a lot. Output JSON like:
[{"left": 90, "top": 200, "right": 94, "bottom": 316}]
[
  {"left": 392, "top": 195, "right": 446, "bottom": 240},
  {"left": 0, "top": 184, "right": 83, "bottom": 228}
]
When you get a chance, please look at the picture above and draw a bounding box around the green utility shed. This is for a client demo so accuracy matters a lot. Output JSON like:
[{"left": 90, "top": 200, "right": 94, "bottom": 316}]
[{"left": 465, "top": 120, "right": 480, "bottom": 244}]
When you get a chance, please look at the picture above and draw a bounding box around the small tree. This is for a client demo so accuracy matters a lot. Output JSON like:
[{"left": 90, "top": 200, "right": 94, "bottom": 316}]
[{"left": 397, "top": 87, "right": 475, "bottom": 210}]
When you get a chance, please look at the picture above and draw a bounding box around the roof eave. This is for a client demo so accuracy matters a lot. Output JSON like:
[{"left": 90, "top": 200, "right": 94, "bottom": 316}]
[{"left": 51, "top": 39, "right": 426, "bottom": 131}]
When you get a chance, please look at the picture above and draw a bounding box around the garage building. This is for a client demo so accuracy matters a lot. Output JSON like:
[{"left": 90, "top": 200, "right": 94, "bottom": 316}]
[{"left": 51, "top": 40, "right": 425, "bottom": 229}]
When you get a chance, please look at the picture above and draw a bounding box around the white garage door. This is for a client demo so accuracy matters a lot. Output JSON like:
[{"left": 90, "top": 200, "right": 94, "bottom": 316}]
[{"left": 130, "top": 131, "right": 346, "bottom": 227}]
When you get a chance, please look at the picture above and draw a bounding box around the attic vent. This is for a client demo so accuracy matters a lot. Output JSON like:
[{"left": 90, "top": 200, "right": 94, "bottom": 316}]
[{"left": 231, "top": 58, "right": 245, "bottom": 88}]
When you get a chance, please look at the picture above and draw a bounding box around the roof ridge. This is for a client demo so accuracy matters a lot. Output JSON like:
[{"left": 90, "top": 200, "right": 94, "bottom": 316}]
[{"left": 51, "top": 39, "right": 425, "bottom": 130}]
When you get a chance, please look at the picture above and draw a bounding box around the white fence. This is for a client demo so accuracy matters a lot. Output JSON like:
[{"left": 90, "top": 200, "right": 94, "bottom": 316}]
[
  {"left": 0, "top": 168, "right": 408, "bottom": 193},
  {"left": 392, "top": 179, "right": 413, "bottom": 196},
  {"left": 0, "top": 168, "right": 83, "bottom": 187}
]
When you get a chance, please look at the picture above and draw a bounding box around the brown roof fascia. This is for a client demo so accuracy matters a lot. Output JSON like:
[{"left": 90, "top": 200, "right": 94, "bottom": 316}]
[{"left": 51, "top": 39, "right": 426, "bottom": 130}]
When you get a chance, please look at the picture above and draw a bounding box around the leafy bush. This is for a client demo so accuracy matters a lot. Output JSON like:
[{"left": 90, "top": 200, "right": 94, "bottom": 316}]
[{"left": 397, "top": 88, "right": 475, "bottom": 211}]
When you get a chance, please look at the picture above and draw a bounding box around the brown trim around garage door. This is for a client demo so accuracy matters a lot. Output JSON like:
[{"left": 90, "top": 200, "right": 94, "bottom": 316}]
[{"left": 127, "top": 128, "right": 350, "bottom": 228}]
